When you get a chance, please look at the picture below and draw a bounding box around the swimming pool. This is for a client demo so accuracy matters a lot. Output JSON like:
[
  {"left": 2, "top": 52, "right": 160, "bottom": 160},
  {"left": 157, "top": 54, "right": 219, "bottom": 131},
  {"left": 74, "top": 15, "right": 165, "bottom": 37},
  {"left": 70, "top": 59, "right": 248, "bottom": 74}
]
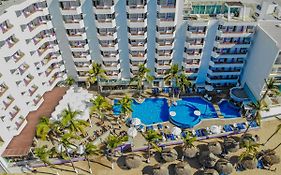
[
  {"left": 218, "top": 99, "right": 241, "bottom": 118},
  {"left": 169, "top": 97, "right": 218, "bottom": 128},
  {"left": 113, "top": 98, "right": 169, "bottom": 125}
]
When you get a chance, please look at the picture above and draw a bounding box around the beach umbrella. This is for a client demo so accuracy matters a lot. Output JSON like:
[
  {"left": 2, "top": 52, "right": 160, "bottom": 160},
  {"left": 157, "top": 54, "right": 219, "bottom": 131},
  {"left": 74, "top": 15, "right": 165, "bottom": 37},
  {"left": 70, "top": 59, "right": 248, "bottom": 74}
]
[
  {"left": 171, "top": 127, "right": 182, "bottom": 136},
  {"left": 127, "top": 127, "right": 138, "bottom": 138},
  {"left": 215, "top": 159, "right": 234, "bottom": 174},
  {"left": 77, "top": 145, "right": 85, "bottom": 155},
  {"left": 208, "top": 142, "right": 222, "bottom": 155},
  {"left": 170, "top": 111, "right": 176, "bottom": 117},
  {"left": 131, "top": 118, "right": 141, "bottom": 125},
  {"left": 202, "top": 169, "right": 219, "bottom": 175},
  {"left": 223, "top": 137, "right": 239, "bottom": 153},
  {"left": 210, "top": 125, "right": 221, "bottom": 134},
  {"left": 241, "top": 157, "right": 257, "bottom": 169},
  {"left": 205, "top": 85, "right": 214, "bottom": 92},
  {"left": 125, "top": 154, "right": 142, "bottom": 169},
  {"left": 262, "top": 153, "right": 280, "bottom": 166},
  {"left": 161, "top": 148, "right": 178, "bottom": 162},
  {"left": 174, "top": 162, "right": 192, "bottom": 175},
  {"left": 153, "top": 164, "right": 169, "bottom": 175},
  {"left": 183, "top": 146, "right": 199, "bottom": 158},
  {"left": 199, "top": 151, "right": 219, "bottom": 168}
]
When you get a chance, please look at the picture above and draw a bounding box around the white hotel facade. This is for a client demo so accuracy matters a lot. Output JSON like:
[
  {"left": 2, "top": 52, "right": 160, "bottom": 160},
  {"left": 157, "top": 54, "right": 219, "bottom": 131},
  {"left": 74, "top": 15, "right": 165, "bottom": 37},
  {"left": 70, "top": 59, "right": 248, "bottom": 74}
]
[{"left": 0, "top": 0, "right": 281, "bottom": 172}]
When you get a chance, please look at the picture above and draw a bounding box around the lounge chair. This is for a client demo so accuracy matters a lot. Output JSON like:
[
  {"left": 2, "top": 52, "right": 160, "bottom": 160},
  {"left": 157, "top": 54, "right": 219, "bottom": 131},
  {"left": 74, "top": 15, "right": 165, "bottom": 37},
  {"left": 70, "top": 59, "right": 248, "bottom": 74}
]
[
  {"left": 195, "top": 130, "right": 202, "bottom": 137},
  {"left": 223, "top": 124, "right": 234, "bottom": 132},
  {"left": 146, "top": 125, "right": 153, "bottom": 131},
  {"left": 171, "top": 134, "right": 176, "bottom": 140},
  {"left": 125, "top": 118, "right": 132, "bottom": 126},
  {"left": 157, "top": 123, "right": 163, "bottom": 130},
  {"left": 249, "top": 121, "right": 258, "bottom": 128},
  {"left": 236, "top": 122, "right": 246, "bottom": 130},
  {"left": 181, "top": 131, "right": 187, "bottom": 138},
  {"left": 257, "top": 159, "right": 265, "bottom": 169},
  {"left": 162, "top": 87, "right": 170, "bottom": 93},
  {"left": 137, "top": 125, "right": 145, "bottom": 132}
]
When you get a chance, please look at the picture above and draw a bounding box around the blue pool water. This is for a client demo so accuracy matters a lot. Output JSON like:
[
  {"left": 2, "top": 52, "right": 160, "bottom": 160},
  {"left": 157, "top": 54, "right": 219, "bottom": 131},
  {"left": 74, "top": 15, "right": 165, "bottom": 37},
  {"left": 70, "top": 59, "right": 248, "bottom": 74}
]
[
  {"left": 113, "top": 98, "right": 169, "bottom": 125},
  {"left": 218, "top": 99, "right": 241, "bottom": 118},
  {"left": 169, "top": 97, "right": 218, "bottom": 128}
]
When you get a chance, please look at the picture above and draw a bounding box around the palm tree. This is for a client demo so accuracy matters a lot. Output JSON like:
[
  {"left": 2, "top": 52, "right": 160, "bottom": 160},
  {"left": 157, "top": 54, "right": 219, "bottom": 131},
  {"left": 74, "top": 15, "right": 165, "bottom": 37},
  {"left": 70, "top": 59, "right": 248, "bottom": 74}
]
[
  {"left": 262, "top": 77, "right": 280, "bottom": 100},
  {"left": 106, "top": 134, "right": 128, "bottom": 169},
  {"left": 264, "top": 123, "right": 281, "bottom": 146},
  {"left": 243, "top": 100, "right": 268, "bottom": 134},
  {"left": 181, "top": 132, "right": 198, "bottom": 161},
  {"left": 177, "top": 73, "right": 192, "bottom": 97},
  {"left": 143, "top": 130, "right": 162, "bottom": 163},
  {"left": 58, "top": 133, "right": 80, "bottom": 174},
  {"left": 36, "top": 116, "right": 61, "bottom": 145},
  {"left": 87, "top": 63, "right": 107, "bottom": 91},
  {"left": 117, "top": 95, "right": 133, "bottom": 117},
  {"left": 239, "top": 140, "right": 260, "bottom": 162},
  {"left": 78, "top": 142, "right": 100, "bottom": 174},
  {"left": 164, "top": 64, "right": 181, "bottom": 99},
  {"left": 34, "top": 145, "right": 60, "bottom": 175},
  {"left": 90, "top": 95, "right": 112, "bottom": 123},
  {"left": 65, "top": 76, "right": 75, "bottom": 87},
  {"left": 61, "top": 104, "right": 89, "bottom": 136},
  {"left": 130, "top": 64, "right": 154, "bottom": 95}
]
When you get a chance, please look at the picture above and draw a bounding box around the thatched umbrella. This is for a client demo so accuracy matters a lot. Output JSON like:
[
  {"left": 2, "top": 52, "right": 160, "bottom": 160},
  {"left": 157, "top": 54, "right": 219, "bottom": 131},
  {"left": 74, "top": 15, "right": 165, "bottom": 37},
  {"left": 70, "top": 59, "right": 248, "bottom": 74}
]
[
  {"left": 241, "top": 157, "right": 257, "bottom": 169},
  {"left": 174, "top": 162, "right": 192, "bottom": 175},
  {"left": 153, "top": 164, "right": 169, "bottom": 175},
  {"left": 208, "top": 142, "right": 222, "bottom": 155},
  {"left": 199, "top": 151, "right": 219, "bottom": 168},
  {"left": 223, "top": 137, "right": 239, "bottom": 153},
  {"left": 183, "top": 146, "right": 199, "bottom": 158},
  {"left": 262, "top": 154, "right": 280, "bottom": 166},
  {"left": 161, "top": 148, "right": 178, "bottom": 162},
  {"left": 215, "top": 158, "right": 234, "bottom": 174},
  {"left": 202, "top": 168, "right": 219, "bottom": 175},
  {"left": 125, "top": 154, "right": 142, "bottom": 169}
]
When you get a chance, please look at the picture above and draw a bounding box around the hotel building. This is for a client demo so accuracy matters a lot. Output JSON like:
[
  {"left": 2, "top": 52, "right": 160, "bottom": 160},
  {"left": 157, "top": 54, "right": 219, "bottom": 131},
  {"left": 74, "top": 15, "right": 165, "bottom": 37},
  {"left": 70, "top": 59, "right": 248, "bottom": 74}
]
[{"left": 0, "top": 0, "right": 281, "bottom": 172}]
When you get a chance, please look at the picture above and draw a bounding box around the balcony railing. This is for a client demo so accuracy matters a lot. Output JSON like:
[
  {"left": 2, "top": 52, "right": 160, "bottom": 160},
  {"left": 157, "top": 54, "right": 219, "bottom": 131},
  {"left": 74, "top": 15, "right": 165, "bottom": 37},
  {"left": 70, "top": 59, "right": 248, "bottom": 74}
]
[
  {"left": 9, "top": 106, "right": 20, "bottom": 121},
  {"left": 0, "top": 84, "right": 8, "bottom": 97},
  {"left": 3, "top": 96, "right": 15, "bottom": 110}
]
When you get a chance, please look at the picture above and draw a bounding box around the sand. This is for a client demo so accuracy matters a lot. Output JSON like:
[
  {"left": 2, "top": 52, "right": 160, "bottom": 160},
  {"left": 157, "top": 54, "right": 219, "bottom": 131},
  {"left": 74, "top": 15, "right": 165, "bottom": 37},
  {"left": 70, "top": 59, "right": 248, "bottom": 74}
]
[{"left": 15, "top": 118, "right": 281, "bottom": 175}]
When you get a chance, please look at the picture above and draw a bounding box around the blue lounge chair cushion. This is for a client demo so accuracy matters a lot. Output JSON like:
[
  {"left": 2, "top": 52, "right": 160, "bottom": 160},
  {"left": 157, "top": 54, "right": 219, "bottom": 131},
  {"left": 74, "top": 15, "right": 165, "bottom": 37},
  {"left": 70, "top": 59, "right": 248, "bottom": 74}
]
[
  {"left": 195, "top": 130, "right": 201, "bottom": 137},
  {"left": 257, "top": 159, "right": 264, "bottom": 169},
  {"left": 249, "top": 121, "right": 258, "bottom": 128},
  {"left": 237, "top": 123, "right": 246, "bottom": 130},
  {"left": 223, "top": 125, "right": 233, "bottom": 132},
  {"left": 157, "top": 124, "right": 163, "bottom": 129},
  {"left": 181, "top": 132, "right": 187, "bottom": 138},
  {"left": 146, "top": 125, "right": 153, "bottom": 131},
  {"left": 171, "top": 134, "right": 176, "bottom": 140}
]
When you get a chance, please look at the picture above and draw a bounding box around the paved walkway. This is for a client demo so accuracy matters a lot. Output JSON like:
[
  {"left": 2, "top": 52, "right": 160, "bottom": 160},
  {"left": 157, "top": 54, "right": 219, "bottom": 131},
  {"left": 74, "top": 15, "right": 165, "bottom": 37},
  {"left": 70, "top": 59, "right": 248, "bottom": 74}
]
[{"left": 2, "top": 87, "right": 67, "bottom": 157}]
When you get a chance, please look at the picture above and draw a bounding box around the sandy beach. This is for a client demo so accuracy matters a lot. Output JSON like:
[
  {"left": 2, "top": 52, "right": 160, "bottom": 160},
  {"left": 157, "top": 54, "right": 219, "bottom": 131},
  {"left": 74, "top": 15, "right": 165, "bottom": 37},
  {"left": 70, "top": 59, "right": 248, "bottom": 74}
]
[{"left": 13, "top": 118, "right": 280, "bottom": 175}]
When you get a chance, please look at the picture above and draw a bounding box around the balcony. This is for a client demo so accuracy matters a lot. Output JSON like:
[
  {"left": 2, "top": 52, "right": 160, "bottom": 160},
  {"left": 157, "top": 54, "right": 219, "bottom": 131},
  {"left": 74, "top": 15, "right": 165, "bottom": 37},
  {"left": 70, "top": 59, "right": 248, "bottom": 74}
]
[
  {"left": 156, "top": 30, "right": 174, "bottom": 39},
  {"left": 155, "top": 63, "right": 171, "bottom": 69},
  {"left": 128, "top": 31, "right": 147, "bottom": 39},
  {"left": 156, "top": 52, "right": 173, "bottom": 60},
  {"left": 207, "top": 69, "right": 241, "bottom": 76},
  {"left": 129, "top": 42, "right": 146, "bottom": 51},
  {"left": 129, "top": 53, "right": 146, "bottom": 61},
  {"left": 6, "top": 37, "right": 19, "bottom": 48},
  {"left": 157, "top": 18, "right": 175, "bottom": 27},
  {"left": 9, "top": 106, "right": 20, "bottom": 121},
  {"left": 0, "top": 22, "right": 13, "bottom": 34},
  {"left": 0, "top": 84, "right": 8, "bottom": 97},
  {"left": 105, "top": 71, "right": 120, "bottom": 79},
  {"left": 126, "top": 3, "right": 147, "bottom": 13},
  {"left": 183, "top": 61, "right": 200, "bottom": 69},
  {"left": 64, "top": 20, "right": 84, "bottom": 29},
  {"left": 3, "top": 96, "right": 15, "bottom": 110},
  {"left": 185, "top": 42, "right": 204, "bottom": 49},
  {"left": 184, "top": 52, "right": 202, "bottom": 60},
  {"left": 127, "top": 18, "right": 147, "bottom": 28},
  {"left": 186, "top": 31, "right": 206, "bottom": 38},
  {"left": 60, "top": 6, "right": 82, "bottom": 15},
  {"left": 211, "top": 51, "right": 248, "bottom": 58},
  {"left": 216, "top": 30, "right": 254, "bottom": 38},
  {"left": 33, "top": 95, "right": 43, "bottom": 106},
  {"left": 93, "top": 5, "right": 114, "bottom": 14},
  {"left": 95, "top": 19, "right": 116, "bottom": 28},
  {"left": 24, "top": 74, "right": 34, "bottom": 86},
  {"left": 67, "top": 32, "right": 87, "bottom": 41},
  {"left": 214, "top": 41, "right": 251, "bottom": 49},
  {"left": 206, "top": 76, "right": 239, "bottom": 84},
  {"left": 18, "top": 64, "right": 29, "bottom": 75},
  {"left": 8, "top": 52, "right": 25, "bottom": 64},
  {"left": 70, "top": 43, "right": 89, "bottom": 52},
  {"left": 184, "top": 70, "right": 198, "bottom": 77},
  {"left": 97, "top": 31, "right": 117, "bottom": 40},
  {"left": 209, "top": 60, "right": 244, "bottom": 68},
  {"left": 103, "top": 63, "right": 120, "bottom": 70},
  {"left": 29, "top": 85, "right": 38, "bottom": 96}
]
